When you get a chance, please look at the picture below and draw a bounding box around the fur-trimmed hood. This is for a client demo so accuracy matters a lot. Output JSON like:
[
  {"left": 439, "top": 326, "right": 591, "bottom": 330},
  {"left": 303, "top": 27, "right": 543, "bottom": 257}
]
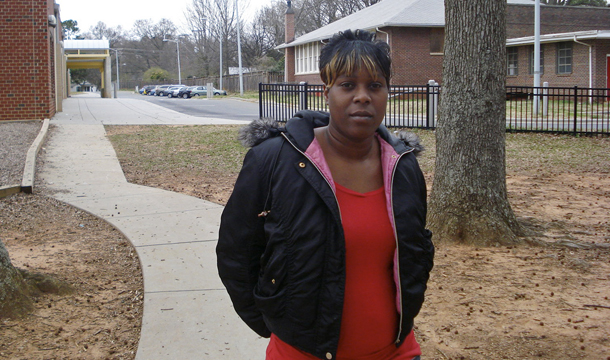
[{"left": 238, "top": 112, "right": 424, "bottom": 156}]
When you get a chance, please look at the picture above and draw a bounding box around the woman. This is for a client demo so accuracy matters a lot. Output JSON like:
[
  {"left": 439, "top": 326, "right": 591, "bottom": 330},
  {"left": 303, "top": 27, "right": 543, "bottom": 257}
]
[{"left": 217, "top": 29, "right": 434, "bottom": 360}]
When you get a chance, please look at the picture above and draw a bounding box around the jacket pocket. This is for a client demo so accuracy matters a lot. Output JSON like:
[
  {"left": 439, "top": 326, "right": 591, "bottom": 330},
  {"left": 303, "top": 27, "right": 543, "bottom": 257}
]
[
  {"left": 253, "top": 245, "right": 288, "bottom": 318},
  {"left": 253, "top": 284, "right": 287, "bottom": 319}
]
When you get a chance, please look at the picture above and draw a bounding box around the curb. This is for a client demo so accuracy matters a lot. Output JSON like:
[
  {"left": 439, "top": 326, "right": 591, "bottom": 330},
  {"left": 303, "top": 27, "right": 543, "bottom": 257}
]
[
  {"left": 21, "top": 118, "right": 50, "bottom": 194},
  {"left": 0, "top": 185, "right": 21, "bottom": 198}
]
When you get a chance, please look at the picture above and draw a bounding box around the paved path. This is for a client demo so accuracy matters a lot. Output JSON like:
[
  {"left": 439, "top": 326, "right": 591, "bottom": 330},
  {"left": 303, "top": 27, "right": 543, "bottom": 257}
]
[{"left": 39, "top": 93, "right": 268, "bottom": 359}]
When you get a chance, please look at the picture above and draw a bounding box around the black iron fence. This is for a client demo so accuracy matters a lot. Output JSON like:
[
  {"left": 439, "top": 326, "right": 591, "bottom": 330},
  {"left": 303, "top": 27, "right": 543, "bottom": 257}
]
[
  {"left": 259, "top": 83, "right": 609, "bottom": 135},
  {"left": 506, "top": 85, "right": 609, "bottom": 135}
]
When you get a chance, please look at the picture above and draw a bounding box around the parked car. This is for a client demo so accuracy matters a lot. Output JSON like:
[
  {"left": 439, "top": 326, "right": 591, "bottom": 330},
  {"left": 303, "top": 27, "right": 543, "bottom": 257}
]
[
  {"left": 212, "top": 87, "right": 228, "bottom": 96},
  {"left": 140, "top": 85, "right": 156, "bottom": 95},
  {"left": 154, "top": 85, "right": 172, "bottom": 96},
  {"left": 167, "top": 85, "right": 186, "bottom": 98},
  {"left": 178, "top": 86, "right": 194, "bottom": 99},
  {"left": 185, "top": 86, "right": 228, "bottom": 98},
  {"left": 147, "top": 85, "right": 160, "bottom": 96}
]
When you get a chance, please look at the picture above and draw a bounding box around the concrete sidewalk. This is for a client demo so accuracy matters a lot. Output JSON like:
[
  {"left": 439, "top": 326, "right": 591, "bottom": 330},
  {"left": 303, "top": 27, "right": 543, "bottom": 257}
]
[{"left": 39, "top": 94, "right": 268, "bottom": 359}]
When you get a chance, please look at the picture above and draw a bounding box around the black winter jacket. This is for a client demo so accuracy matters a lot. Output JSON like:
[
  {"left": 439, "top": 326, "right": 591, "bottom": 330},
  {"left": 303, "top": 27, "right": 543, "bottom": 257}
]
[{"left": 217, "top": 110, "right": 434, "bottom": 360}]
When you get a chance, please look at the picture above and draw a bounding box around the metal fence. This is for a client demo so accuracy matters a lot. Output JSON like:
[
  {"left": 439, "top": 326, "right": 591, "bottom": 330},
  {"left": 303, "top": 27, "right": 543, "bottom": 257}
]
[
  {"left": 506, "top": 85, "right": 609, "bottom": 135},
  {"left": 259, "top": 82, "right": 609, "bottom": 135}
]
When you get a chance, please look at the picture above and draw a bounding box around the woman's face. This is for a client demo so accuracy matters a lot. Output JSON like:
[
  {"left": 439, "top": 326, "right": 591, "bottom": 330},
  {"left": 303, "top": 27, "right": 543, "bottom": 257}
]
[{"left": 324, "top": 66, "right": 388, "bottom": 143}]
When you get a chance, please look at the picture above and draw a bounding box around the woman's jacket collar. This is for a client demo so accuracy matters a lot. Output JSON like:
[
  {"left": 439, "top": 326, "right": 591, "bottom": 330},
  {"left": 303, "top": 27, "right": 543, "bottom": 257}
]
[{"left": 238, "top": 110, "right": 424, "bottom": 156}]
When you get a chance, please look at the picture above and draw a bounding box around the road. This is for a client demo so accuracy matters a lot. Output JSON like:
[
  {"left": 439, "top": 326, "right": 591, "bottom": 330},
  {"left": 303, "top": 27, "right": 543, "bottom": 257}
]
[{"left": 118, "top": 91, "right": 260, "bottom": 121}]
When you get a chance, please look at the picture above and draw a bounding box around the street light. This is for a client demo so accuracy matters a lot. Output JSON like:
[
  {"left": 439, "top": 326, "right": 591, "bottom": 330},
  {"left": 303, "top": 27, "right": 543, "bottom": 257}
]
[{"left": 163, "top": 37, "right": 182, "bottom": 84}]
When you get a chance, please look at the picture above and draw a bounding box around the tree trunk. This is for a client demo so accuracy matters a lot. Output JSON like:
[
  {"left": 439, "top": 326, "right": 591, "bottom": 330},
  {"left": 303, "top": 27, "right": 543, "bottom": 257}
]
[
  {"left": 428, "top": 0, "right": 524, "bottom": 246},
  {"left": 0, "top": 239, "right": 34, "bottom": 319}
]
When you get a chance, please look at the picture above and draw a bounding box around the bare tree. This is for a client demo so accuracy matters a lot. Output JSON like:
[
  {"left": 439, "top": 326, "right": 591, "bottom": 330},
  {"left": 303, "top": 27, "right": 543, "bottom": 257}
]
[
  {"left": 242, "top": 2, "right": 287, "bottom": 68},
  {"left": 428, "top": 0, "right": 525, "bottom": 246},
  {"left": 85, "top": 21, "right": 127, "bottom": 46},
  {"left": 184, "top": 0, "right": 244, "bottom": 76},
  {"left": 131, "top": 19, "right": 179, "bottom": 74}
]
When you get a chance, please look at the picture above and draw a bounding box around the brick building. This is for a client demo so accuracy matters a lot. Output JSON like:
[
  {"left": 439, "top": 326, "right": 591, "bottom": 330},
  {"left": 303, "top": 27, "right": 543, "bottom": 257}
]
[
  {"left": 0, "top": 0, "right": 66, "bottom": 121},
  {"left": 506, "top": 31, "right": 610, "bottom": 88},
  {"left": 277, "top": 0, "right": 610, "bottom": 88}
]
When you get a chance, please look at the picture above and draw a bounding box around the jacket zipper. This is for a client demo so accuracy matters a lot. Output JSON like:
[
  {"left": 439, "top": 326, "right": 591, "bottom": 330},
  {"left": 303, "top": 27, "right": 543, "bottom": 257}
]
[
  {"left": 280, "top": 133, "right": 342, "bottom": 222},
  {"left": 390, "top": 148, "right": 414, "bottom": 344},
  {"left": 283, "top": 132, "right": 416, "bottom": 346}
]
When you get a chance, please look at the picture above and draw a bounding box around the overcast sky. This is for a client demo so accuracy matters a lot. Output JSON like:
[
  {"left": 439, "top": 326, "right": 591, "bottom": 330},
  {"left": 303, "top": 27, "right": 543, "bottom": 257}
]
[{"left": 57, "top": 0, "right": 273, "bottom": 34}]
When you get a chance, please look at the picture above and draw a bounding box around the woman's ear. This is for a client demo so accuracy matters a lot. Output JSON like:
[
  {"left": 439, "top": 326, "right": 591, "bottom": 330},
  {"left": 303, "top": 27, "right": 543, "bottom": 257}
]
[{"left": 323, "top": 85, "right": 329, "bottom": 104}]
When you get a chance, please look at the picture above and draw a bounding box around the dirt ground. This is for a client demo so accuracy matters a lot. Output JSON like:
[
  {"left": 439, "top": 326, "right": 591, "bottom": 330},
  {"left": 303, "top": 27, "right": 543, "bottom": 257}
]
[
  {"left": 104, "top": 126, "right": 610, "bottom": 360},
  {"left": 0, "top": 193, "right": 143, "bottom": 360},
  {"left": 1, "top": 125, "right": 608, "bottom": 359}
]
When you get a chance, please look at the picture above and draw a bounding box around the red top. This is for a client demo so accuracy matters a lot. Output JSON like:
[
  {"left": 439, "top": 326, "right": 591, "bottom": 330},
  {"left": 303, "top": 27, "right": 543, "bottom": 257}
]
[{"left": 265, "top": 183, "right": 421, "bottom": 360}]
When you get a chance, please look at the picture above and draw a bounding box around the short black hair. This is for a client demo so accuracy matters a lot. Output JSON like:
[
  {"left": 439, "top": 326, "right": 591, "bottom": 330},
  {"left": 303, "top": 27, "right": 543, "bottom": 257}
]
[{"left": 319, "top": 29, "right": 391, "bottom": 87}]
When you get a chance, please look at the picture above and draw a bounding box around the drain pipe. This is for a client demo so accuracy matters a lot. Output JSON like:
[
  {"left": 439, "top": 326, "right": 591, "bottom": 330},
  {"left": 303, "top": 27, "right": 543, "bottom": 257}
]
[
  {"left": 376, "top": 27, "right": 389, "bottom": 44},
  {"left": 573, "top": 35, "right": 592, "bottom": 103}
]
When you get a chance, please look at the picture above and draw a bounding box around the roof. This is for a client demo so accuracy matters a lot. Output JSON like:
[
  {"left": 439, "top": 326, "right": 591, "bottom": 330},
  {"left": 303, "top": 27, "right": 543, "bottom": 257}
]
[
  {"left": 507, "top": 30, "right": 610, "bottom": 46},
  {"left": 64, "top": 40, "right": 110, "bottom": 50},
  {"left": 277, "top": 0, "right": 536, "bottom": 49}
]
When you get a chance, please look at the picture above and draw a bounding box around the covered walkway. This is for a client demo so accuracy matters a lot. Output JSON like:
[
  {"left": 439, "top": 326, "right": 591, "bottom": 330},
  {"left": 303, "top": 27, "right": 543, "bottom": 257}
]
[{"left": 64, "top": 40, "right": 112, "bottom": 98}]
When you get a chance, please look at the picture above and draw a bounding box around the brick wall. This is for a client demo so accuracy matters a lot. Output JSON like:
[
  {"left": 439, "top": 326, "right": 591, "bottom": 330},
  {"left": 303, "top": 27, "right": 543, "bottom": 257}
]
[
  {"left": 284, "top": 9, "right": 296, "bottom": 83},
  {"left": 285, "top": 4, "right": 610, "bottom": 88},
  {"left": 593, "top": 41, "right": 610, "bottom": 89},
  {"left": 506, "top": 39, "right": 609, "bottom": 89},
  {"left": 507, "top": 4, "right": 610, "bottom": 38},
  {"left": 0, "top": 0, "right": 56, "bottom": 121},
  {"left": 389, "top": 27, "right": 444, "bottom": 85},
  {"left": 294, "top": 73, "right": 321, "bottom": 84}
]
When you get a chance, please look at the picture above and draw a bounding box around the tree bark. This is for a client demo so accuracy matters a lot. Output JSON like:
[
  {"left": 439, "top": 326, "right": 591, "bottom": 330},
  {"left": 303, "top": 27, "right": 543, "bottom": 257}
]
[
  {"left": 428, "top": 0, "right": 524, "bottom": 246},
  {"left": 0, "top": 239, "right": 34, "bottom": 319}
]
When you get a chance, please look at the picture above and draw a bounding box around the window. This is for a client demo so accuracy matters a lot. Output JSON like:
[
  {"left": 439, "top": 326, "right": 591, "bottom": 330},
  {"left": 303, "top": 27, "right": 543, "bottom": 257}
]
[
  {"left": 529, "top": 45, "right": 544, "bottom": 75},
  {"left": 295, "top": 42, "right": 321, "bottom": 74},
  {"left": 430, "top": 28, "right": 444, "bottom": 54},
  {"left": 557, "top": 42, "right": 572, "bottom": 74},
  {"left": 507, "top": 47, "right": 518, "bottom": 76}
]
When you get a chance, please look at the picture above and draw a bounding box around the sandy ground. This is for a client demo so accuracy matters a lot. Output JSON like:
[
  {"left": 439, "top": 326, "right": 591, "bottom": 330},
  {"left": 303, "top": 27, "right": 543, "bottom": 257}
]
[
  {"left": 0, "top": 193, "right": 143, "bottom": 360},
  {"left": 1, "top": 123, "right": 608, "bottom": 359},
  {"left": 104, "top": 126, "right": 610, "bottom": 360},
  {"left": 1, "top": 122, "right": 143, "bottom": 360}
]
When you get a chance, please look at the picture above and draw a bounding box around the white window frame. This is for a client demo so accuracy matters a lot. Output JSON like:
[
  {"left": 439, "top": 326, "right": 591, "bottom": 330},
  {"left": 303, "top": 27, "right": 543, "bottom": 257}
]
[
  {"left": 557, "top": 42, "right": 572, "bottom": 75},
  {"left": 507, "top": 47, "right": 519, "bottom": 76},
  {"left": 295, "top": 42, "right": 321, "bottom": 75}
]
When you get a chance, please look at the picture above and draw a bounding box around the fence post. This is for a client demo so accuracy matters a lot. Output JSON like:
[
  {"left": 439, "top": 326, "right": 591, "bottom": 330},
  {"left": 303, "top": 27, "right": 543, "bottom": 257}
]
[
  {"left": 573, "top": 86, "right": 578, "bottom": 135},
  {"left": 533, "top": 85, "right": 539, "bottom": 116},
  {"left": 259, "top": 83, "right": 263, "bottom": 119},
  {"left": 299, "top": 81, "right": 308, "bottom": 110},
  {"left": 427, "top": 80, "right": 438, "bottom": 128},
  {"left": 542, "top": 82, "right": 548, "bottom": 117},
  {"left": 207, "top": 82, "right": 214, "bottom": 99}
]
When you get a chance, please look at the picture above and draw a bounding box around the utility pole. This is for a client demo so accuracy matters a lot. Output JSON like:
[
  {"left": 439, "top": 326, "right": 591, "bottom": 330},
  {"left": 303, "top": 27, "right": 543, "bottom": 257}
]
[
  {"left": 533, "top": 0, "right": 541, "bottom": 114},
  {"left": 235, "top": 0, "right": 244, "bottom": 95}
]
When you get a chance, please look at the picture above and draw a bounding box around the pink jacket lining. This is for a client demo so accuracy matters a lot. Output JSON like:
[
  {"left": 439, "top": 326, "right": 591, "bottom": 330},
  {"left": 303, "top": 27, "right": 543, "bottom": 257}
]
[{"left": 304, "top": 134, "right": 403, "bottom": 313}]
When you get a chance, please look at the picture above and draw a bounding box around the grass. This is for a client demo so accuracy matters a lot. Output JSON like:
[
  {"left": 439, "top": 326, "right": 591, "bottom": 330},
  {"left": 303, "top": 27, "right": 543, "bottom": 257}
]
[
  {"left": 106, "top": 125, "right": 247, "bottom": 175},
  {"left": 106, "top": 124, "right": 609, "bottom": 182},
  {"left": 230, "top": 91, "right": 260, "bottom": 100}
]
